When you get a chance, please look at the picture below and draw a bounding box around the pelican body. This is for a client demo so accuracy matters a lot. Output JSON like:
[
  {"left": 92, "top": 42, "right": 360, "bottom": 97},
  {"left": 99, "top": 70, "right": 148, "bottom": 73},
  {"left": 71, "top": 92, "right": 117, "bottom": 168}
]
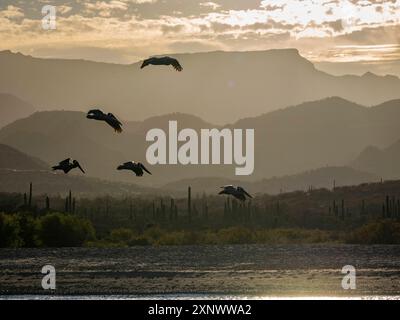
[
  {"left": 52, "top": 158, "right": 85, "bottom": 174},
  {"left": 140, "top": 56, "right": 183, "bottom": 71},
  {"left": 219, "top": 185, "right": 252, "bottom": 201},
  {"left": 87, "top": 109, "right": 123, "bottom": 133},
  {"left": 117, "top": 161, "right": 152, "bottom": 177}
]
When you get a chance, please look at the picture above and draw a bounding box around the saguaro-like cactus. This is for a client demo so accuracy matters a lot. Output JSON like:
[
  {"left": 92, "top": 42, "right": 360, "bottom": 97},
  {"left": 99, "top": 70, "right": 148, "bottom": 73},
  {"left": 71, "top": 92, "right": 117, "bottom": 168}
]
[
  {"left": 28, "top": 182, "right": 33, "bottom": 207},
  {"left": 188, "top": 186, "right": 192, "bottom": 221},
  {"left": 46, "top": 196, "right": 50, "bottom": 211},
  {"left": 69, "top": 190, "right": 73, "bottom": 213}
]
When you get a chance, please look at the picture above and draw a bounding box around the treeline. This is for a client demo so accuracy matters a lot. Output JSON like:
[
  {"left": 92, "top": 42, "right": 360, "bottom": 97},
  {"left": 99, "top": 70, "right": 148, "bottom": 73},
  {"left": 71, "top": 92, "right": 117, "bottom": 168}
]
[
  {"left": 0, "top": 181, "right": 400, "bottom": 247},
  {"left": 0, "top": 212, "right": 95, "bottom": 247}
]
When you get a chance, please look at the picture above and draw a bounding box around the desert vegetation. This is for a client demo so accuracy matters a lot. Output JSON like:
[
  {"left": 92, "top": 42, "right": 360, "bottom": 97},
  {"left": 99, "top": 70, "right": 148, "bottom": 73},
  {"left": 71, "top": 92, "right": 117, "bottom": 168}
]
[{"left": 0, "top": 180, "right": 400, "bottom": 247}]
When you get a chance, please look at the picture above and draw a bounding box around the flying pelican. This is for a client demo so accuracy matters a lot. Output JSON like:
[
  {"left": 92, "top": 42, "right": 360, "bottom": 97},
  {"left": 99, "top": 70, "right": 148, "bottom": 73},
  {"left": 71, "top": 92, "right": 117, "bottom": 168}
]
[
  {"left": 140, "top": 56, "right": 183, "bottom": 72},
  {"left": 52, "top": 158, "right": 85, "bottom": 174},
  {"left": 86, "top": 109, "right": 123, "bottom": 133},
  {"left": 117, "top": 161, "right": 152, "bottom": 177},
  {"left": 219, "top": 185, "right": 252, "bottom": 201}
]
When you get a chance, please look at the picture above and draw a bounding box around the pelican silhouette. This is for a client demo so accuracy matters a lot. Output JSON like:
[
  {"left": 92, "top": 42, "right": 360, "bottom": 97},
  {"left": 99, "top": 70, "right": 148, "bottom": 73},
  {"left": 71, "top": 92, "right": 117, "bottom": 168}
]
[
  {"left": 52, "top": 158, "right": 85, "bottom": 174},
  {"left": 219, "top": 185, "right": 252, "bottom": 201},
  {"left": 117, "top": 161, "right": 152, "bottom": 176},
  {"left": 140, "top": 56, "right": 183, "bottom": 72},
  {"left": 86, "top": 109, "right": 123, "bottom": 133}
]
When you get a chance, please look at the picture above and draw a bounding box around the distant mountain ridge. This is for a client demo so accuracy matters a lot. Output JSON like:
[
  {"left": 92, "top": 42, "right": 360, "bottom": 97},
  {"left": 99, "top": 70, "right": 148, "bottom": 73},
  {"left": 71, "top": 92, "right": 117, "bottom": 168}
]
[
  {"left": 0, "top": 49, "right": 399, "bottom": 123},
  {"left": 352, "top": 139, "right": 400, "bottom": 179},
  {"left": 0, "top": 144, "right": 377, "bottom": 196},
  {"left": 0, "top": 144, "right": 48, "bottom": 171},
  {"left": 0, "top": 143, "right": 155, "bottom": 196},
  {"left": 0, "top": 97, "right": 398, "bottom": 185},
  {"left": 0, "top": 93, "right": 35, "bottom": 128},
  {"left": 163, "top": 166, "right": 378, "bottom": 196}
]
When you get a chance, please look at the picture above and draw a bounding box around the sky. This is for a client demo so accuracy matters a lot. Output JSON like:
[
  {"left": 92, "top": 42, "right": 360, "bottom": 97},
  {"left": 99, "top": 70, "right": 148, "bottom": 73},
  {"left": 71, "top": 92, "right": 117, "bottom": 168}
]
[{"left": 0, "top": 0, "right": 399, "bottom": 75}]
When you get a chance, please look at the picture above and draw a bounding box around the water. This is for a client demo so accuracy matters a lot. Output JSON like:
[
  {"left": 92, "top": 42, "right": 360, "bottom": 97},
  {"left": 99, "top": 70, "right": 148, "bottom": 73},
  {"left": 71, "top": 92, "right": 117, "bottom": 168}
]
[{"left": 1, "top": 244, "right": 399, "bottom": 298}]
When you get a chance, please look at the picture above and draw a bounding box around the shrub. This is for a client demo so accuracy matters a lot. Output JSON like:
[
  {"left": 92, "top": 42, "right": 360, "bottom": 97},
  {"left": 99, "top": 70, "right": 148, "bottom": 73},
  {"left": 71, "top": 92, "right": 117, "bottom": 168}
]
[
  {"left": 110, "top": 228, "right": 135, "bottom": 243},
  {"left": 0, "top": 213, "right": 22, "bottom": 247},
  {"left": 15, "top": 214, "right": 38, "bottom": 247},
  {"left": 37, "top": 213, "right": 96, "bottom": 247},
  {"left": 128, "top": 237, "right": 150, "bottom": 246},
  {"left": 217, "top": 227, "right": 254, "bottom": 244},
  {"left": 346, "top": 220, "right": 400, "bottom": 244}
]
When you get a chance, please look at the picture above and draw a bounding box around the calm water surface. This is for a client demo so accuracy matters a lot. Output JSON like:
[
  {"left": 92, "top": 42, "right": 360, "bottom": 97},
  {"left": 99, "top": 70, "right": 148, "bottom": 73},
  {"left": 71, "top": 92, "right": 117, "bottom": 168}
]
[{"left": 1, "top": 244, "right": 399, "bottom": 298}]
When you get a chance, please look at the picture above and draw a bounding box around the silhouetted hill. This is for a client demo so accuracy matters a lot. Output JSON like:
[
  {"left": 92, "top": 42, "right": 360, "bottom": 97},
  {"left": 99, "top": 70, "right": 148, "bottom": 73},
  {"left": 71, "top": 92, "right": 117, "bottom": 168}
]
[
  {"left": 352, "top": 139, "right": 400, "bottom": 179},
  {"left": 0, "top": 98, "right": 398, "bottom": 184},
  {"left": 0, "top": 110, "right": 220, "bottom": 185},
  {"left": 0, "top": 144, "right": 48, "bottom": 170},
  {"left": 0, "top": 49, "right": 399, "bottom": 123},
  {"left": 0, "top": 169, "right": 155, "bottom": 196},
  {"left": 0, "top": 93, "right": 35, "bottom": 128},
  {"left": 162, "top": 166, "right": 378, "bottom": 196},
  {"left": 0, "top": 110, "right": 130, "bottom": 182},
  {"left": 233, "top": 97, "right": 400, "bottom": 179},
  {"left": 0, "top": 142, "right": 155, "bottom": 196}
]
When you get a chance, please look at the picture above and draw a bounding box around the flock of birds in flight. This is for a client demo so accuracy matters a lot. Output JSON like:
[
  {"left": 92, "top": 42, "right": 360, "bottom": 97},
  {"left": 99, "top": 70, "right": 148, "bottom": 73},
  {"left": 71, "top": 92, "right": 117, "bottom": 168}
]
[{"left": 51, "top": 56, "right": 252, "bottom": 201}]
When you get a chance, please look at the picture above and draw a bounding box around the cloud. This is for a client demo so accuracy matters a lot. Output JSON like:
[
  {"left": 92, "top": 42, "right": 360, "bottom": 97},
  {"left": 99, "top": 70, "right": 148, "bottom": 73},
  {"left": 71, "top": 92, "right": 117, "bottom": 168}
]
[
  {"left": 58, "top": 5, "right": 73, "bottom": 15},
  {"left": 200, "top": 2, "right": 221, "bottom": 10},
  {"left": 168, "top": 40, "right": 224, "bottom": 53},
  {"left": 84, "top": 1, "right": 129, "bottom": 17},
  {"left": 0, "top": 5, "right": 24, "bottom": 20},
  {"left": 0, "top": 0, "right": 399, "bottom": 76},
  {"left": 129, "top": 0, "right": 158, "bottom": 3}
]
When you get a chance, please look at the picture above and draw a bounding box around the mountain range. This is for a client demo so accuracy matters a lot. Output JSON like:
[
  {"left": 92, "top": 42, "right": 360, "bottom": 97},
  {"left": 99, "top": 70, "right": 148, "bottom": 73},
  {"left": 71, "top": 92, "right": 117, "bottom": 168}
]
[
  {"left": 0, "top": 49, "right": 399, "bottom": 124},
  {"left": 162, "top": 166, "right": 379, "bottom": 196},
  {"left": 0, "top": 144, "right": 155, "bottom": 196},
  {"left": 352, "top": 139, "right": 400, "bottom": 179},
  {"left": 0, "top": 143, "right": 378, "bottom": 197},
  {"left": 0, "top": 93, "right": 35, "bottom": 128},
  {"left": 0, "top": 97, "right": 398, "bottom": 186}
]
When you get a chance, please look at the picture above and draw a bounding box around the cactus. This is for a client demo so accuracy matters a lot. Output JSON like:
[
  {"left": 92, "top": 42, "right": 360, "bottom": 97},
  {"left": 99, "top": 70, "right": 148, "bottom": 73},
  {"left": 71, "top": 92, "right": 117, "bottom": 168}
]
[
  {"left": 341, "top": 199, "right": 345, "bottom": 220},
  {"left": 174, "top": 204, "right": 178, "bottom": 220},
  {"left": 170, "top": 198, "right": 175, "bottom": 220},
  {"left": 28, "top": 182, "right": 33, "bottom": 207},
  {"left": 160, "top": 199, "right": 166, "bottom": 219},
  {"left": 46, "top": 196, "right": 50, "bottom": 211},
  {"left": 332, "top": 200, "right": 338, "bottom": 216},
  {"left": 129, "top": 200, "right": 132, "bottom": 220},
  {"left": 361, "top": 199, "right": 365, "bottom": 216},
  {"left": 397, "top": 199, "right": 400, "bottom": 219},
  {"left": 386, "top": 195, "right": 390, "bottom": 218},
  {"left": 69, "top": 190, "right": 72, "bottom": 214},
  {"left": 188, "top": 186, "right": 192, "bottom": 221}
]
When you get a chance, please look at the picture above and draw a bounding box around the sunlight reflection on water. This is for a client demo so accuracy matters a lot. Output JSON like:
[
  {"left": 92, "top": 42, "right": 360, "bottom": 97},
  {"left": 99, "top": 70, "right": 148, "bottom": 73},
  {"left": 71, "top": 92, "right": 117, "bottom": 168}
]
[{"left": 2, "top": 295, "right": 400, "bottom": 300}]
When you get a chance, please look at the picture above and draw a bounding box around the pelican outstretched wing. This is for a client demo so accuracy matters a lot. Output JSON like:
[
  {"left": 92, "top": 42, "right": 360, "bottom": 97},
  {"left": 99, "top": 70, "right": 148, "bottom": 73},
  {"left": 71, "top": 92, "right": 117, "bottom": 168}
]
[
  {"left": 238, "top": 186, "right": 252, "bottom": 198},
  {"left": 169, "top": 58, "right": 183, "bottom": 71},
  {"left": 106, "top": 113, "right": 123, "bottom": 133},
  {"left": 108, "top": 113, "right": 122, "bottom": 126},
  {"left": 59, "top": 158, "right": 71, "bottom": 166},
  {"left": 139, "top": 163, "right": 152, "bottom": 175}
]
